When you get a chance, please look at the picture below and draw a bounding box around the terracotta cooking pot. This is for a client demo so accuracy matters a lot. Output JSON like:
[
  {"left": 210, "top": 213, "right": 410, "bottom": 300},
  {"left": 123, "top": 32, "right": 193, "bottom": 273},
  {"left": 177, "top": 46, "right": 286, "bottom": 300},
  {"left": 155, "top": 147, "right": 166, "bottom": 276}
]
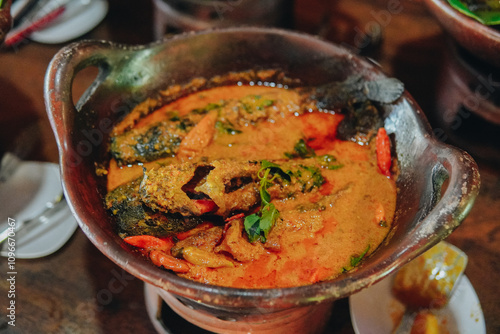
[{"left": 44, "top": 27, "right": 480, "bottom": 333}]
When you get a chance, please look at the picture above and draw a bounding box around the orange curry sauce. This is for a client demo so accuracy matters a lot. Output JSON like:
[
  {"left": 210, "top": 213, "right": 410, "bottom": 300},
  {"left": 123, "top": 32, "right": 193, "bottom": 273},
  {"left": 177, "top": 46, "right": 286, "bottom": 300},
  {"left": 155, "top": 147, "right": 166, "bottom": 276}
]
[{"left": 105, "top": 84, "right": 397, "bottom": 288}]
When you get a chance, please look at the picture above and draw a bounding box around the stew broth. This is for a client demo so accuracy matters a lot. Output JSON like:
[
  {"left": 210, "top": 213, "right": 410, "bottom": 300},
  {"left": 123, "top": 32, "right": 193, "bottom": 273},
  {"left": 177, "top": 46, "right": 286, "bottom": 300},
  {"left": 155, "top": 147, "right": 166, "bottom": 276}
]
[{"left": 105, "top": 83, "right": 397, "bottom": 288}]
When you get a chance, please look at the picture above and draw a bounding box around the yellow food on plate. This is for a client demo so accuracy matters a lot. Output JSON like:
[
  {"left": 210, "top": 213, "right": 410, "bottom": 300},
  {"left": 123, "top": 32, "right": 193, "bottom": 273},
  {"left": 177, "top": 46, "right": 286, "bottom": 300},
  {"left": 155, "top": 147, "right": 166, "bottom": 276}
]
[
  {"left": 410, "top": 311, "right": 440, "bottom": 334},
  {"left": 392, "top": 241, "right": 468, "bottom": 309}
]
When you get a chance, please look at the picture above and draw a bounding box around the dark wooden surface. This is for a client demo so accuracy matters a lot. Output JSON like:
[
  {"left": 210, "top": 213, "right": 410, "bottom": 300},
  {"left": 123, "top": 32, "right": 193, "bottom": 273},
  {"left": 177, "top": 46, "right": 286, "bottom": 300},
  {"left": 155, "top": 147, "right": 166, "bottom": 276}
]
[{"left": 0, "top": 0, "right": 499, "bottom": 333}]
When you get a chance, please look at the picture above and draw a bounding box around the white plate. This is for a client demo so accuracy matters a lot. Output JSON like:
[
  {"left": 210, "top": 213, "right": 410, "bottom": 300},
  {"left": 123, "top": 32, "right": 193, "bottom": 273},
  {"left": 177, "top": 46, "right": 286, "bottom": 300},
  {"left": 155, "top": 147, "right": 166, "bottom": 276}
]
[
  {"left": 0, "top": 161, "right": 78, "bottom": 259},
  {"left": 30, "top": 0, "right": 109, "bottom": 44},
  {"left": 349, "top": 273, "right": 485, "bottom": 334}
]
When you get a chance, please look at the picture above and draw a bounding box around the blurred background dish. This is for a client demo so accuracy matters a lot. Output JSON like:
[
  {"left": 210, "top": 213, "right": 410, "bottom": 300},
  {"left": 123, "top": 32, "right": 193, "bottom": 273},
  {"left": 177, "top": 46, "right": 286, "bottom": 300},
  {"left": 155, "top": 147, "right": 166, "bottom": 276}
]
[
  {"left": 424, "top": 0, "right": 500, "bottom": 68},
  {"left": 0, "top": 0, "right": 12, "bottom": 43},
  {"left": 6, "top": 0, "right": 108, "bottom": 46},
  {"left": 30, "top": 0, "right": 108, "bottom": 44},
  {"left": 151, "top": 0, "right": 293, "bottom": 38},
  {"left": 349, "top": 271, "right": 485, "bottom": 334},
  {"left": 423, "top": 0, "right": 500, "bottom": 165},
  {"left": 432, "top": 40, "right": 500, "bottom": 164},
  {"left": 0, "top": 159, "right": 78, "bottom": 259},
  {"left": 349, "top": 276, "right": 486, "bottom": 334}
]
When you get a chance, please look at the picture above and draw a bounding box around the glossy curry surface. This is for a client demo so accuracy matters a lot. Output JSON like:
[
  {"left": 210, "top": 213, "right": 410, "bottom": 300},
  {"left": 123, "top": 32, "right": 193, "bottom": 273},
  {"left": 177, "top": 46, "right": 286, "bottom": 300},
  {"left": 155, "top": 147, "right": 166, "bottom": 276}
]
[{"left": 104, "top": 83, "right": 397, "bottom": 288}]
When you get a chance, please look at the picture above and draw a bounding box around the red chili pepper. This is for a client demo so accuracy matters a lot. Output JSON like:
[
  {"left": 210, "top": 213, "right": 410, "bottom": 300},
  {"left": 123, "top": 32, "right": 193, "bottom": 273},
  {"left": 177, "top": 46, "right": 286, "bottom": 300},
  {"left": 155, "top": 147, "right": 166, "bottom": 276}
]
[
  {"left": 149, "top": 250, "right": 191, "bottom": 273},
  {"left": 225, "top": 213, "right": 245, "bottom": 222},
  {"left": 193, "top": 199, "right": 217, "bottom": 214},
  {"left": 376, "top": 127, "right": 392, "bottom": 177},
  {"left": 123, "top": 235, "right": 173, "bottom": 251}
]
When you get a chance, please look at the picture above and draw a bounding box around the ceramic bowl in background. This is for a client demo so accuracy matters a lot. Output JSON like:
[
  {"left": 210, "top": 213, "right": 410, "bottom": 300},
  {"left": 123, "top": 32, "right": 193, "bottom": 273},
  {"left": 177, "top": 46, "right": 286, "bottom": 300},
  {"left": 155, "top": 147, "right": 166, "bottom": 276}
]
[
  {"left": 424, "top": 0, "right": 500, "bottom": 68},
  {"left": 152, "top": 0, "right": 293, "bottom": 38}
]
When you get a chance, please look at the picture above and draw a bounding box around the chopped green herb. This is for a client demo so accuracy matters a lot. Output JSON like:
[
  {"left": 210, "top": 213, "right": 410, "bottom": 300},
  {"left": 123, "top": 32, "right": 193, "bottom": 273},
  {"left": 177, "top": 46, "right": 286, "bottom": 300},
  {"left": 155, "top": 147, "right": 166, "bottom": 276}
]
[
  {"left": 240, "top": 95, "right": 275, "bottom": 114},
  {"left": 286, "top": 164, "right": 324, "bottom": 193},
  {"left": 192, "top": 101, "right": 225, "bottom": 114},
  {"left": 176, "top": 120, "right": 189, "bottom": 131},
  {"left": 285, "top": 139, "right": 316, "bottom": 159},
  {"left": 125, "top": 125, "right": 182, "bottom": 161},
  {"left": 261, "top": 160, "right": 291, "bottom": 182},
  {"left": 317, "top": 154, "right": 343, "bottom": 170},
  {"left": 302, "top": 165, "right": 324, "bottom": 191},
  {"left": 258, "top": 98, "right": 274, "bottom": 109},
  {"left": 215, "top": 120, "right": 242, "bottom": 135},
  {"left": 350, "top": 245, "right": 370, "bottom": 267},
  {"left": 167, "top": 111, "right": 180, "bottom": 121},
  {"left": 244, "top": 160, "right": 287, "bottom": 242}
]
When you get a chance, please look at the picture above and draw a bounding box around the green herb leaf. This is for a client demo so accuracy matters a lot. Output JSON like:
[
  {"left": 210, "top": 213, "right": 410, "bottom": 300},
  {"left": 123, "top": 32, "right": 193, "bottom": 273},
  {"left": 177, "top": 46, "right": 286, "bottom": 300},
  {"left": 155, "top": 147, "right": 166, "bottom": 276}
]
[
  {"left": 260, "top": 182, "right": 271, "bottom": 205},
  {"left": 317, "top": 154, "right": 344, "bottom": 170},
  {"left": 285, "top": 139, "right": 316, "bottom": 159},
  {"left": 215, "top": 120, "right": 242, "bottom": 135},
  {"left": 261, "top": 160, "right": 281, "bottom": 169},
  {"left": 243, "top": 214, "right": 262, "bottom": 243},
  {"left": 261, "top": 160, "right": 291, "bottom": 182},
  {"left": 286, "top": 164, "right": 325, "bottom": 193},
  {"left": 240, "top": 95, "right": 275, "bottom": 114},
  {"left": 243, "top": 161, "right": 286, "bottom": 242},
  {"left": 447, "top": 0, "right": 500, "bottom": 25},
  {"left": 192, "top": 101, "right": 225, "bottom": 115},
  {"left": 350, "top": 245, "right": 370, "bottom": 267}
]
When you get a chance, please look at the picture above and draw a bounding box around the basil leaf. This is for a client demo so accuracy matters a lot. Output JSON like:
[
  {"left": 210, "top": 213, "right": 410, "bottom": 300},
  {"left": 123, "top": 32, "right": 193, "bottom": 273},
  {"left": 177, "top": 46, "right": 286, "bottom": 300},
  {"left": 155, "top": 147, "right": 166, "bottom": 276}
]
[
  {"left": 244, "top": 214, "right": 261, "bottom": 243},
  {"left": 260, "top": 186, "right": 271, "bottom": 205},
  {"left": 259, "top": 203, "right": 279, "bottom": 240},
  {"left": 243, "top": 160, "right": 287, "bottom": 243}
]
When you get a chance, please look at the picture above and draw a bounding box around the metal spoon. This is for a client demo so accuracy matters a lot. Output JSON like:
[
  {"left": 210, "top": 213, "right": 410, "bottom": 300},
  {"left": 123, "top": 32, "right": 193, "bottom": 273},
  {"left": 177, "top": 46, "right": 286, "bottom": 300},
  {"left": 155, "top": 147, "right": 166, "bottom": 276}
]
[{"left": 0, "top": 194, "right": 67, "bottom": 246}]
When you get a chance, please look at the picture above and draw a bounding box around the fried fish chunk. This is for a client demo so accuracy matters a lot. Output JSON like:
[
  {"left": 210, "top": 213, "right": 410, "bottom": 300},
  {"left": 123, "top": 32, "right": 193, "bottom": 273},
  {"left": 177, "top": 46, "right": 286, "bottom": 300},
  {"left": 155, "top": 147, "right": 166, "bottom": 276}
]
[
  {"left": 105, "top": 178, "right": 202, "bottom": 237},
  {"left": 140, "top": 160, "right": 260, "bottom": 218}
]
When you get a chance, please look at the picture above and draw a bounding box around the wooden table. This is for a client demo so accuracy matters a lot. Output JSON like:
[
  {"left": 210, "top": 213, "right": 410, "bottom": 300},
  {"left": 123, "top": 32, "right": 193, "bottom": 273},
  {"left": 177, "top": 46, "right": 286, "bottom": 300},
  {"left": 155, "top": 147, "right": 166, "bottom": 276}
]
[{"left": 0, "top": 0, "right": 499, "bottom": 333}]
